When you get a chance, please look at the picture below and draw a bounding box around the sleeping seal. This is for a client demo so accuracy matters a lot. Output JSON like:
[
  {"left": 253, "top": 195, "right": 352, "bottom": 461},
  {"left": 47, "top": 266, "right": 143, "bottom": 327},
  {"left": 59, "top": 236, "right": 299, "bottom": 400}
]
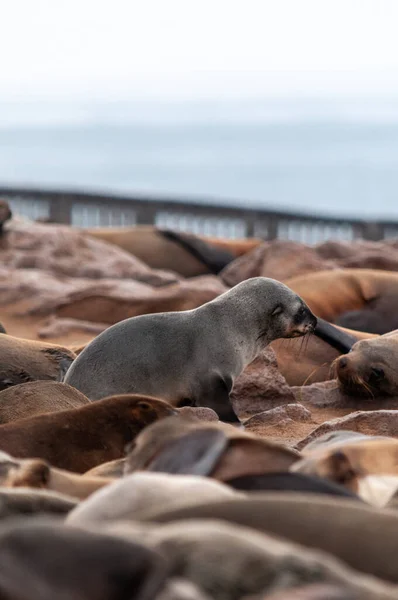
[{"left": 64, "top": 277, "right": 316, "bottom": 422}]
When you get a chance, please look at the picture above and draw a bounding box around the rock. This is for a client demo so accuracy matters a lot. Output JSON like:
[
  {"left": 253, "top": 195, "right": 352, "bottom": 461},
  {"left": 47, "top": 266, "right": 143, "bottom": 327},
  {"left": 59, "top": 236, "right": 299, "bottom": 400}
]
[
  {"left": 52, "top": 275, "right": 226, "bottom": 324},
  {"left": 178, "top": 407, "right": 219, "bottom": 422},
  {"left": 231, "top": 347, "right": 296, "bottom": 418},
  {"left": 292, "top": 380, "right": 398, "bottom": 410},
  {"left": 37, "top": 317, "right": 108, "bottom": 339},
  {"left": 296, "top": 410, "right": 398, "bottom": 450},
  {"left": 244, "top": 404, "right": 313, "bottom": 434},
  {"left": 0, "top": 268, "right": 225, "bottom": 322},
  {"left": 220, "top": 241, "right": 337, "bottom": 286},
  {"left": 2, "top": 220, "right": 179, "bottom": 284}
]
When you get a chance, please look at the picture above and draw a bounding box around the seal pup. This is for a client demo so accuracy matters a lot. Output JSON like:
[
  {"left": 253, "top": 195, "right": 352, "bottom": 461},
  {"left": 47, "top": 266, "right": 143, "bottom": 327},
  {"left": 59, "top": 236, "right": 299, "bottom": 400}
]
[
  {"left": 0, "top": 394, "right": 177, "bottom": 472},
  {"left": 64, "top": 277, "right": 317, "bottom": 421}
]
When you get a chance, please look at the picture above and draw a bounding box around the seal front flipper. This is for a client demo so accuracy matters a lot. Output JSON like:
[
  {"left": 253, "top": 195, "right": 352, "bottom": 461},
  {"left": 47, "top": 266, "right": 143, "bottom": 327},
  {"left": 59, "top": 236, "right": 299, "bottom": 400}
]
[
  {"left": 196, "top": 373, "right": 239, "bottom": 423},
  {"left": 147, "top": 428, "right": 228, "bottom": 476},
  {"left": 314, "top": 317, "right": 358, "bottom": 354}
]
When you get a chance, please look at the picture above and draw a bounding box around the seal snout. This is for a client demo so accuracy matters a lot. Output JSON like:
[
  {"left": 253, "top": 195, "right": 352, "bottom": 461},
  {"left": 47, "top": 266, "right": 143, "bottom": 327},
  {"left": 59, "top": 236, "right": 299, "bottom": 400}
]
[{"left": 336, "top": 349, "right": 388, "bottom": 396}]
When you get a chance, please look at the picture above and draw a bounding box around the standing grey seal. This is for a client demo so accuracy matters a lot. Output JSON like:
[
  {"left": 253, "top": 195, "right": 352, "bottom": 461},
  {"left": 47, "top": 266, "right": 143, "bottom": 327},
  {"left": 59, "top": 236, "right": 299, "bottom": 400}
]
[{"left": 64, "top": 277, "right": 316, "bottom": 421}]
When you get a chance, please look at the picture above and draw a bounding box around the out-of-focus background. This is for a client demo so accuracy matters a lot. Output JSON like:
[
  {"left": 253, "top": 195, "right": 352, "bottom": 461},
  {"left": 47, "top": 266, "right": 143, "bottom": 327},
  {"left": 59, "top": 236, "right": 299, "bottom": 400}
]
[{"left": 1, "top": 0, "right": 398, "bottom": 240}]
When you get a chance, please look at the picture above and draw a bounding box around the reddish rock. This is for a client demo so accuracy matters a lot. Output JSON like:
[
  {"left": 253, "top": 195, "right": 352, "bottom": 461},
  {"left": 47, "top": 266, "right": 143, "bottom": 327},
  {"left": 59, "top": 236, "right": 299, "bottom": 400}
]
[
  {"left": 296, "top": 410, "right": 398, "bottom": 450},
  {"left": 38, "top": 317, "right": 108, "bottom": 339},
  {"left": 178, "top": 407, "right": 219, "bottom": 422},
  {"left": 231, "top": 347, "right": 295, "bottom": 418},
  {"left": 244, "top": 404, "right": 313, "bottom": 435},
  {"left": 0, "top": 267, "right": 225, "bottom": 323},
  {"left": 2, "top": 220, "right": 179, "bottom": 284},
  {"left": 220, "top": 241, "right": 337, "bottom": 286}
]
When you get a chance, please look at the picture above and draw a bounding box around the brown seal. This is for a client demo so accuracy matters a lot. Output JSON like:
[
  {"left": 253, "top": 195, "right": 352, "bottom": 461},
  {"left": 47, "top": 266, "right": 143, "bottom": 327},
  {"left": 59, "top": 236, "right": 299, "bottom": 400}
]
[
  {"left": 0, "top": 334, "right": 75, "bottom": 391},
  {"left": 284, "top": 268, "right": 398, "bottom": 328},
  {"left": 271, "top": 324, "right": 377, "bottom": 386},
  {"left": 84, "top": 226, "right": 241, "bottom": 277},
  {"left": 125, "top": 416, "right": 300, "bottom": 479},
  {"left": 335, "top": 331, "right": 398, "bottom": 396},
  {"left": 0, "top": 394, "right": 176, "bottom": 472},
  {"left": 293, "top": 436, "right": 398, "bottom": 507},
  {"left": 0, "top": 381, "right": 89, "bottom": 424}
]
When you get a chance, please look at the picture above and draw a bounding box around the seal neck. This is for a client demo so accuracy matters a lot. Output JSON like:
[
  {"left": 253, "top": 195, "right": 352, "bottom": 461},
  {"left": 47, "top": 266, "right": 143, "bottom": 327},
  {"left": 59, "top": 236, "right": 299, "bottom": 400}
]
[{"left": 204, "top": 296, "right": 267, "bottom": 368}]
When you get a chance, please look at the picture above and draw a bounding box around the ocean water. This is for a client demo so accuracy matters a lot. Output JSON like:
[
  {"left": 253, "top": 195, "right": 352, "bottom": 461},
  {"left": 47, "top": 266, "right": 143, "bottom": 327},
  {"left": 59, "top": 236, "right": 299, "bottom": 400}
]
[{"left": 1, "top": 98, "right": 398, "bottom": 220}]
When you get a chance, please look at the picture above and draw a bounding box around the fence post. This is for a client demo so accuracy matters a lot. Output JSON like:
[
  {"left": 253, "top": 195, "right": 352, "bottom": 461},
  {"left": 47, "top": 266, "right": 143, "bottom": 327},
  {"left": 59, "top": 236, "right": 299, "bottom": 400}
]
[
  {"left": 49, "top": 196, "right": 73, "bottom": 224},
  {"left": 360, "top": 222, "right": 385, "bottom": 241}
]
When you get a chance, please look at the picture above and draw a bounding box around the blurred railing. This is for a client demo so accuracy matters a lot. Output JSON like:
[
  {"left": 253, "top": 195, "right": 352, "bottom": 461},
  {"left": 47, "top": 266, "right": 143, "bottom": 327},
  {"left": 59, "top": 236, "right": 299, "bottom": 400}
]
[{"left": 1, "top": 186, "right": 397, "bottom": 243}]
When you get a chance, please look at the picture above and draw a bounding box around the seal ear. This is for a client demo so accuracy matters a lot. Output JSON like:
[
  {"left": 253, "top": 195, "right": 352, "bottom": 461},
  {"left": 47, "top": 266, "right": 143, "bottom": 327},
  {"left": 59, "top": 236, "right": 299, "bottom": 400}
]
[{"left": 147, "top": 428, "right": 228, "bottom": 476}]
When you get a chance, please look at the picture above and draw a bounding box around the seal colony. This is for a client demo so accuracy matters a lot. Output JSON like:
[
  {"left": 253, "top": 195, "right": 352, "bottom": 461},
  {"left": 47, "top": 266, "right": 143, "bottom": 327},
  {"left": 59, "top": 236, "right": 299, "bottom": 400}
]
[{"left": 4, "top": 210, "right": 398, "bottom": 597}]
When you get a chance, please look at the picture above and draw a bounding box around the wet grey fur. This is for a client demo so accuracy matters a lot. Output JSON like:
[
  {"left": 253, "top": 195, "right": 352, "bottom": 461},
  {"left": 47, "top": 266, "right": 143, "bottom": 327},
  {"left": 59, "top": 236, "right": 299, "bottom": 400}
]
[{"left": 64, "top": 277, "right": 316, "bottom": 421}]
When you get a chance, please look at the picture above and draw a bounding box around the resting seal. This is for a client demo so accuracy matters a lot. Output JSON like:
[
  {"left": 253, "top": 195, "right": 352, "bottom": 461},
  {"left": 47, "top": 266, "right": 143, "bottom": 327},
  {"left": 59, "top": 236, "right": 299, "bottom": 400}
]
[
  {"left": 0, "top": 334, "right": 75, "bottom": 390},
  {"left": 284, "top": 268, "right": 398, "bottom": 331},
  {"left": 64, "top": 277, "right": 316, "bottom": 422},
  {"left": 0, "top": 394, "right": 176, "bottom": 472},
  {"left": 335, "top": 331, "right": 398, "bottom": 396},
  {"left": 293, "top": 436, "right": 398, "bottom": 507}
]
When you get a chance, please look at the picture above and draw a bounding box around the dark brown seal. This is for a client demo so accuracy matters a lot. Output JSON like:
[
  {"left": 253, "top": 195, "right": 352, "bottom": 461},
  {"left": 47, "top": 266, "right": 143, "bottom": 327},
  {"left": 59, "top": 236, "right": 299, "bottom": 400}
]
[
  {"left": 0, "top": 518, "right": 168, "bottom": 600},
  {"left": 0, "top": 394, "right": 177, "bottom": 472}
]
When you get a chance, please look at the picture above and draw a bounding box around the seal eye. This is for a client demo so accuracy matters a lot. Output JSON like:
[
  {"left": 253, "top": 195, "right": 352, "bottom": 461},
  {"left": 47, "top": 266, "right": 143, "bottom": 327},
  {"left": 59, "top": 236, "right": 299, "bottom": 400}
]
[
  {"left": 137, "top": 401, "right": 152, "bottom": 411},
  {"left": 371, "top": 367, "right": 385, "bottom": 380},
  {"left": 272, "top": 306, "right": 283, "bottom": 317}
]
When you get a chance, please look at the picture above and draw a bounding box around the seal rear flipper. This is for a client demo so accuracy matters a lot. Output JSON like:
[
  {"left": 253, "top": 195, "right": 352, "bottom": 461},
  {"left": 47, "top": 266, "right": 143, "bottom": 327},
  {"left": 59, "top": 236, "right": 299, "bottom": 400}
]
[
  {"left": 158, "top": 229, "right": 235, "bottom": 274},
  {"left": 147, "top": 429, "right": 228, "bottom": 476},
  {"left": 314, "top": 317, "right": 358, "bottom": 354}
]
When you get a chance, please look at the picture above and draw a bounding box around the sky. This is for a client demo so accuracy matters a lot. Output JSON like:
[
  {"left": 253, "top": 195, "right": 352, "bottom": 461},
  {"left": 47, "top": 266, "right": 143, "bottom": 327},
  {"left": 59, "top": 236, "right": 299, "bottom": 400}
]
[{"left": 1, "top": 0, "right": 398, "bottom": 100}]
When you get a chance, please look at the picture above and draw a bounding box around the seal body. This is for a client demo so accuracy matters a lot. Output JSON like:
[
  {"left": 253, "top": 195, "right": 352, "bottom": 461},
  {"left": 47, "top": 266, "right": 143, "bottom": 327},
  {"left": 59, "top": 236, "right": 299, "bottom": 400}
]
[
  {"left": 0, "top": 394, "right": 176, "bottom": 472},
  {"left": 64, "top": 277, "right": 316, "bottom": 421}
]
